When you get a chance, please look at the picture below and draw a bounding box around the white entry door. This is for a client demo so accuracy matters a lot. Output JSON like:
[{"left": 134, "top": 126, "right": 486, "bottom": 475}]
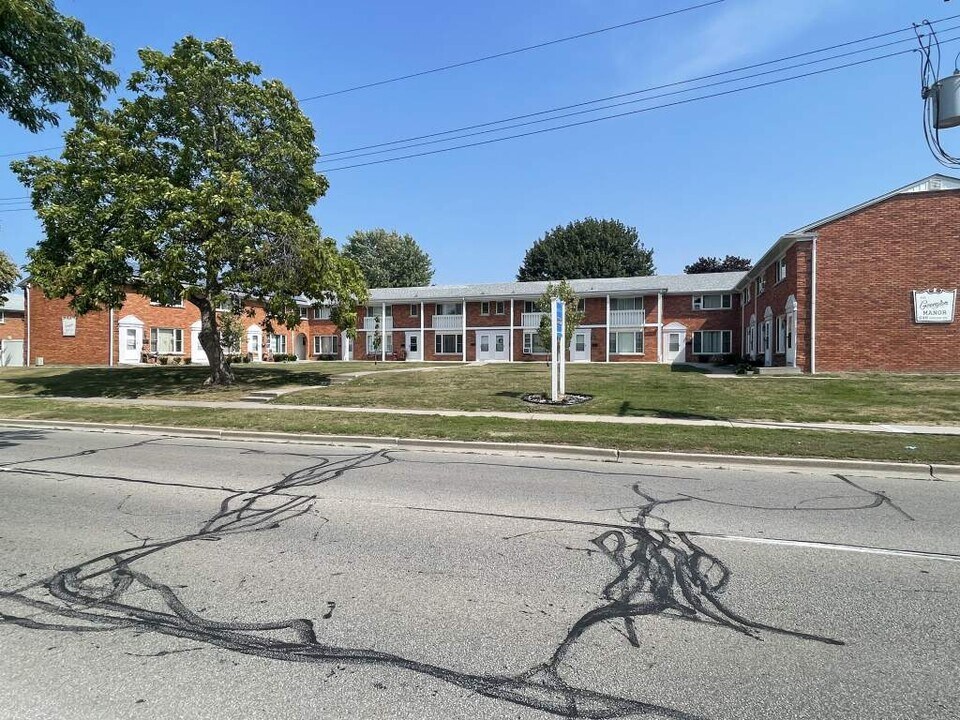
[
  {"left": 405, "top": 331, "right": 422, "bottom": 361},
  {"left": 570, "top": 329, "right": 590, "bottom": 362},
  {"left": 476, "top": 331, "right": 508, "bottom": 361},
  {"left": 190, "top": 321, "right": 208, "bottom": 364},
  {"left": 119, "top": 325, "right": 143, "bottom": 364},
  {"left": 763, "top": 320, "right": 773, "bottom": 366},
  {"left": 662, "top": 327, "right": 686, "bottom": 364},
  {"left": 785, "top": 311, "right": 797, "bottom": 367},
  {"left": 1, "top": 339, "right": 24, "bottom": 367}
]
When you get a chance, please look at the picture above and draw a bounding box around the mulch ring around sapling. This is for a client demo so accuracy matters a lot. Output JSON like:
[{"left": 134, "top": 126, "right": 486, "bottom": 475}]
[{"left": 521, "top": 392, "right": 593, "bottom": 407}]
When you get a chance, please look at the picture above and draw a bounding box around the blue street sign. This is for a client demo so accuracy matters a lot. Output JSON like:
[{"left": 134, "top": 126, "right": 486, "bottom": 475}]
[{"left": 554, "top": 300, "right": 564, "bottom": 336}]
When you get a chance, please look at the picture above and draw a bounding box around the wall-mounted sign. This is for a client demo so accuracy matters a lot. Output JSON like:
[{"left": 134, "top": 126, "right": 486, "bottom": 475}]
[
  {"left": 913, "top": 289, "right": 956, "bottom": 324},
  {"left": 61, "top": 316, "right": 77, "bottom": 337}
]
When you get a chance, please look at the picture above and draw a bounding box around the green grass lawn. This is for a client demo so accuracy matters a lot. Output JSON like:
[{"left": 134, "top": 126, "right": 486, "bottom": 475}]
[
  {"left": 276, "top": 363, "right": 960, "bottom": 425},
  {"left": 1, "top": 397, "right": 957, "bottom": 464},
  {"left": 0, "top": 361, "right": 436, "bottom": 401}
]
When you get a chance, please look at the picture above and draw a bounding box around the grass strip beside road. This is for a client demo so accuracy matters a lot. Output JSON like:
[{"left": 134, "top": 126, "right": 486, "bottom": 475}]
[{"left": 0, "top": 398, "right": 956, "bottom": 464}]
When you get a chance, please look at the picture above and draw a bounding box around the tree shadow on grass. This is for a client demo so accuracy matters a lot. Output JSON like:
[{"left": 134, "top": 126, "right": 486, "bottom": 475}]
[
  {"left": 616, "top": 400, "right": 726, "bottom": 422},
  {"left": 2, "top": 365, "right": 336, "bottom": 399}
]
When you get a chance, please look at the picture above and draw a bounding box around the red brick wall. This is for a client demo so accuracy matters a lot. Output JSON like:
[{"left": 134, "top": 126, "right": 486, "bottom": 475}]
[
  {"left": 1, "top": 313, "right": 25, "bottom": 342},
  {"left": 814, "top": 190, "right": 960, "bottom": 372},
  {"left": 661, "top": 293, "right": 741, "bottom": 363}
]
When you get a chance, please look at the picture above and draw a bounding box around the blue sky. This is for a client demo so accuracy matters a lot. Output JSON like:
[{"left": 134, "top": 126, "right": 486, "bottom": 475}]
[{"left": 0, "top": 0, "right": 955, "bottom": 283}]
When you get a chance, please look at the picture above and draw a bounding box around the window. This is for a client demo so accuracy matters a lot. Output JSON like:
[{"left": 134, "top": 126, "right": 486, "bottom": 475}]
[
  {"left": 222, "top": 330, "right": 241, "bottom": 354},
  {"left": 786, "top": 313, "right": 795, "bottom": 351},
  {"left": 410, "top": 304, "right": 419, "bottom": 317},
  {"left": 0, "top": 310, "right": 4, "bottom": 323},
  {"left": 367, "top": 305, "right": 393, "bottom": 317},
  {"left": 313, "top": 335, "right": 339, "bottom": 355},
  {"left": 746, "top": 324, "right": 756, "bottom": 356},
  {"left": 755, "top": 275, "right": 766, "bottom": 295},
  {"left": 150, "top": 290, "right": 184, "bottom": 308},
  {"left": 366, "top": 332, "right": 393, "bottom": 355},
  {"left": 435, "top": 333, "right": 463, "bottom": 354},
  {"left": 693, "top": 330, "right": 732, "bottom": 355},
  {"left": 269, "top": 334, "right": 287, "bottom": 354},
  {"left": 435, "top": 302, "right": 462, "bottom": 316},
  {"left": 608, "top": 331, "right": 644, "bottom": 354},
  {"left": 522, "top": 332, "right": 548, "bottom": 354},
  {"left": 743, "top": 286, "right": 751, "bottom": 304},
  {"left": 150, "top": 327, "right": 183, "bottom": 354},
  {"left": 693, "top": 294, "right": 732, "bottom": 311},
  {"left": 298, "top": 306, "right": 309, "bottom": 321},
  {"left": 523, "top": 300, "right": 538, "bottom": 314},
  {"left": 610, "top": 297, "right": 643, "bottom": 311},
  {"left": 775, "top": 257, "right": 788, "bottom": 283},
  {"left": 312, "top": 306, "right": 332, "bottom": 320},
  {"left": 577, "top": 298, "right": 586, "bottom": 312},
  {"left": 216, "top": 297, "right": 240, "bottom": 313},
  {"left": 776, "top": 316, "right": 786, "bottom": 352},
  {"left": 480, "top": 301, "right": 490, "bottom": 316},
  {"left": 409, "top": 335, "right": 418, "bottom": 353},
  {"left": 494, "top": 301, "right": 505, "bottom": 315}
]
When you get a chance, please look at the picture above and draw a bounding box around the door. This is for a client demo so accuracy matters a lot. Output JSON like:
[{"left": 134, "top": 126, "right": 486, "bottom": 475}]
[
  {"left": 663, "top": 330, "right": 686, "bottom": 364},
  {"left": 190, "top": 321, "right": 208, "bottom": 365},
  {"left": 295, "top": 333, "right": 307, "bottom": 360},
  {"left": 763, "top": 320, "right": 773, "bottom": 366},
  {"left": 569, "top": 330, "right": 590, "bottom": 362},
  {"left": 119, "top": 325, "right": 142, "bottom": 364},
  {"left": 247, "top": 328, "right": 262, "bottom": 362},
  {"left": 1, "top": 339, "right": 24, "bottom": 367},
  {"left": 405, "top": 331, "right": 422, "bottom": 361},
  {"left": 476, "top": 331, "right": 508, "bottom": 361},
  {"left": 785, "top": 311, "right": 797, "bottom": 367},
  {"left": 341, "top": 331, "right": 352, "bottom": 361}
]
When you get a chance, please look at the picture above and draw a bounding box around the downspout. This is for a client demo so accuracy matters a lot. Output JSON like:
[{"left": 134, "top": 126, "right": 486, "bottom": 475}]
[
  {"left": 461, "top": 297, "right": 466, "bottom": 363},
  {"left": 810, "top": 236, "right": 818, "bottom": 375},
  {"left": 25, "top": 284, "right": 31, "bottom": 366},
  {"left": 656, "top": 291, "right": 663, "bottom": 363},
  {"left": 604, "top": 294, "right": 610, "bottom": 363},
  {"left": 509, "top": 298, "right": 514, "bottom": 362},
  {"left": 419, "top": 301, "right": 424, "bottom": 362},
  {"left": 109, "top": 308, "right": 115, "bottom": 367},
  {"left": 381, "top": 303, "right": 386, "bottom": 362}
]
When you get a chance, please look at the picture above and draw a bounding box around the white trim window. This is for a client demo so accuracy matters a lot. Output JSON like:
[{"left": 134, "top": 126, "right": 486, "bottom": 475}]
[
  {"left": 693, "top": 330, "right": 732, "bottom": 355},
  {"left": 610, "top": 297, "right": 644, "bottom": 311},
  {"left": 312, "top": 306, "right": 332, "bottom": 320},
  {"left": 435, "top": 333, "right": 463, "bottom": 355},
  {"left": 298, "top": 306, "right": 309, "bottom": 321},
  {"left": 743, "top": 285, "right": 751, "bottom": 304},
  {"left": 755, "top": 275, "right": 766, "bottom": 295},
  {"left": 215, "top": 297, "right": 240, "bottom": 313},
  {"left": 366, "top": 332, "right": 393, "bottom": 355},
  {"left": 479, "top": 301, "right": 490, "bottom": 316},
  {"left": 776, "top": 315, "right": 786, "bottom": 352},
  {"left": 608, "top": 331, "right": 644, "bottom": 354},
  {"left": 150, "top": 327, "right": 183, "bottom": 354},
  {"left": 0, "top": 310, "right": 5, "bottom": 323},
  {"left": 435, "top": 302, "right": 462, "bottom": 316},
  {"left": 269, "top": 334, "right": 287, "bottom": 354},
  {"left": 149, "top": 291, "right": 184, "bottom": 308},
  {"left": 494, "top": 301, "right": 505, "bottom": 315},
  {"left": 523, "top": 300, "right": 538, "bottom": 314},
  {"left": 746, "top": 323, "right": 756, "bottom": 356},
  {"left": 367, "top": 305, "right": 393, "bottom": 317},
  {"left": 775, "top": 257, "right": 788, "bottom": 283},
  {"left": 693, "top": 294, "right": 732, "bottom": 311},
  {"left": 576, "top": 298, "right": 586, "bottom": 312},
  {"left": 522, "top": 331, "right": 548, "bottom": 355},
  {"left": 313, "top": 335, "right": 339, "bottom": 355},
  {"left": 409, "top": 304, "right": 419, "bottom": 317}
]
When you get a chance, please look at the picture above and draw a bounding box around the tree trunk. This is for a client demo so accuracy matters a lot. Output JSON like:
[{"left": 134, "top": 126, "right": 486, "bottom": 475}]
[{"left": 193, "top": 296, "right": 234, "bottom": 386}]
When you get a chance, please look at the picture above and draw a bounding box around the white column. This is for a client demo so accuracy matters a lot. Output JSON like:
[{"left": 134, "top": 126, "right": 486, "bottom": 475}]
[
  {"left": 25, "top": 284, "right": 31, "bottom": 366},
  {"left": 509, "top": 298, "right": 515, "bottom": 362},
  {"left": 419, "top": 301, "right": 424, "bottom": 362},
  {"left": 604, "top": 294, "right": 610, "bottom": 363},
  {"left": 461, "top": 297, "right": 467, "bottom": 362},
  {"left": 656, "top": 291, "right": 663, "bottom": 364},
  {"left": 381, "top": 303, "right": 386, "bottom": 362}
]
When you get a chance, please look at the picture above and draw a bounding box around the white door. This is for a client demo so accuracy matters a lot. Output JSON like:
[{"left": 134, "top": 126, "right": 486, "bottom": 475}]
[
  {"left": 119, "top": 325, "right": 142, "bottom": 364},
  {"left": 569, "top": 330, "right": 590, "bottom": 362},
  {"left": 663, "top": 330, "right": 686, "bottom": 364},
  {"left": 1, "top": 339, "right": 24, "bottom": 367},
  {"left": 476, "top": 331, "right": 509, "bottom": 361},
  {"left": 785, "top": 311, "right": 797, "bottom": 367},
  {"left": 295, "top": 333, "right": 307, "bottom": 360},
  {"left": 247, "top": 327, "right": 262, "bottom": 361},
  {"left": 405, "top": 331, "right": 422, "bottom": 361},
  {"left": 763, "top": 320, "right": 773, "bottom": 366},
  {"left": 190, "top": 321, "right": 208, "bottom": 364},
  {"left": 492, "top": 332, "right": 508, "bottom": 361}
]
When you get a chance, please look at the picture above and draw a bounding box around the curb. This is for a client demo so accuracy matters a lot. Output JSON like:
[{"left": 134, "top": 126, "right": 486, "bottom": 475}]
[{"left": 1, "top": 417, "right": 957, "bottom": 480}]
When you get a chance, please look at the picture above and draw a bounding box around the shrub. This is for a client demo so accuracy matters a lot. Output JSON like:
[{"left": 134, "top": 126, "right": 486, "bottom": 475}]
[
  {"left": 183, "top": 358, "right": 192, "bottom": 365},
  {"left": 158, "top": 355, "right": 169, "bottom": 365}
]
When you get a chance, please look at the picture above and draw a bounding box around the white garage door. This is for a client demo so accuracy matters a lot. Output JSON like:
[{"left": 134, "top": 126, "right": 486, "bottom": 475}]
[{"left": 1, "top": 339, "right": 25, "bottom": 367}]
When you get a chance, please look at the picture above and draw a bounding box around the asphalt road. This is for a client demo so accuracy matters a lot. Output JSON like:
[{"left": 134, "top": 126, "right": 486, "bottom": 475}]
[{"left": 0, "top": 426, "right": 957, "bottom": 720}]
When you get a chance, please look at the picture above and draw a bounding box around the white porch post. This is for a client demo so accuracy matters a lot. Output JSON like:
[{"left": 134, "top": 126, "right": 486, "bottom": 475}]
[
  {"left": 509, "top": 298, "right": 515, "bottom": 362},
  {"left": 419, "top": 301, "right": 424, "bottom": 361},
  {"left": 604, "top": 294, "right": 610, "bottom": 363},
  {"left": 656, "top": 291, "right": 663, "bottom": 364},
  {"left": 381, "top": 303, "right": 386, "bottom": 362},
  {"left": 461, "top": 297, "right": 467, "bottom": 362}
]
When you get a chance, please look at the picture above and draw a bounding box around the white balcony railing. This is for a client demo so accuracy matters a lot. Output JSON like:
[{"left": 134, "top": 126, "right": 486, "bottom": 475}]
[
  {"left": 432, "top": 314, "right": 463, "bottom": 330},
  {"left": 609, "top": 309, "right": 646, "bottom": 327},
  {"left": 521, "top": 312, "right": 545, "bottom": 328},
  {"left": 363, "top": 317, "right": 393, "bottom": 331}
]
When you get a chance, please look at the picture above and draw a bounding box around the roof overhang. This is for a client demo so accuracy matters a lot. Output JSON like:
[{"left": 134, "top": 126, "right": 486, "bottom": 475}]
[{"left": 735, "top": 233, "right": 817, "bottom": 290}]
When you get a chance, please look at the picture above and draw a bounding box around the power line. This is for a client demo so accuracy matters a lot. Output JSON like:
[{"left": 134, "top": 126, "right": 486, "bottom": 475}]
[
  {"left": 297, "top": 0, "right": 726, "bottom": 102},
  {"left": 318, "top": 27, "right": 958, "bottom": 165},
  {"left": 0, "top": 145, "right": 63, "bottom": 159},
  {"left": 318, "top": 13, "right": 960, "bottom": 160},
  {"left": 0, "top": 195, "right": 29, "bottom": 201},
  {"left": 321, "top": 41, "right": 955, "bottom": 173},
  {"left": 0, "top": 207, "right": 33, "bottom": 213}
]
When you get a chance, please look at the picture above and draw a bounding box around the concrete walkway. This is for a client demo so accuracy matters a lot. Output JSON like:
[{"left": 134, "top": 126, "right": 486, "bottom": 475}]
[{"left": 3, "top": 394, "right": 959, "bottom": 436}]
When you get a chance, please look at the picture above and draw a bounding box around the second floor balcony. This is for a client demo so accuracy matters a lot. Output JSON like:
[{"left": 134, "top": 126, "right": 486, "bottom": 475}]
[
  {"left": 362, "top": 316, "right": 394, "bottom": 331},
  {"left": 432, "top": 314, "right": 463, "bottom": 330},
  {"left": 609, "top": 309, "right": 646, "bottom": 327},
  {"left": 521, "top": 312, "right": 545, "bottom": 328}
]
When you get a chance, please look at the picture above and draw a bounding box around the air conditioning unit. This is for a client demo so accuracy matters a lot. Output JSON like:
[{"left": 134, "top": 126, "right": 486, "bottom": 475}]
[{"left": 35, "top": 357, "right": 44, "bottom": 366}]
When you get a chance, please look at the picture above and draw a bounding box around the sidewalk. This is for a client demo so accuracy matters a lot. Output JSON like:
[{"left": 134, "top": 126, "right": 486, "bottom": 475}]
[{"left": 3, "top": 394, "right": 958, "bottom": 436}]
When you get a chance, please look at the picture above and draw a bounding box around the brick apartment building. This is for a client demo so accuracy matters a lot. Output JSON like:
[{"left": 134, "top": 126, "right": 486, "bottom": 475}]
[
  {"left": 14, "top": 174, "right": 960, "bottom": 373},
  {"left": 0, "top": 293, "right": 25, "bottom": 367}
]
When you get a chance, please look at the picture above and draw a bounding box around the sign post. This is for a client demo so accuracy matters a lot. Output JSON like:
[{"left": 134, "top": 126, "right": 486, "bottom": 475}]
[{"left": 551, "top": 298, "right": 566, "bottom": 401}]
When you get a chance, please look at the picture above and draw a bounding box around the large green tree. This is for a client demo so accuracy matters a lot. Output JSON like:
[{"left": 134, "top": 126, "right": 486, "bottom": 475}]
[
  {"left": 12, "top": 36, "right": 367, "bottom": 384},
  {"left": 517, "top": 218, "right": 654, "bottom": 281},
  {"left": 684, "top": 255, "right": 752, "bottom": 274},
  {"left": 0, "top": 250, "right": 18, "bottom": 303},
  {"left": 0, "top": 0, "right": 118, "bottom": 132},
  {"left": 343, "top": 228, "right": 433, "bottom": 288}
]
